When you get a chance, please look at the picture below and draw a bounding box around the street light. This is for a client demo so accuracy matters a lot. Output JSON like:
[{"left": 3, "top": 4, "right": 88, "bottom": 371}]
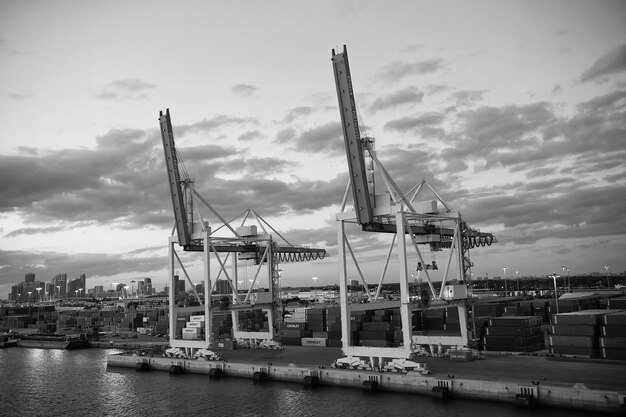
[
  {"left": 605, "top": 265, "right": 610, "bottom": 288},
  {"left": 550, "top": 273, "right": 560, "bottom": 314},
  {"left": 502, "top": 267, "right": 507, "bottom": 296},
  {"left": 312, "top": 276, "right": 318, "bottom": 301},
  {"left": 515, "top": 270, "right": 519, "bottom": 292},
  {"left": 79, "top": 288, "right": 83, "bottom": 298},
  {"left": 36, "top": 287, "right": 42, "bottom": 302},
  {"left": 75, "top": 289, "right": 78, "bottom": 298},
  {"left": 56, "top": 285, "right": 61, "bottom": 299}
]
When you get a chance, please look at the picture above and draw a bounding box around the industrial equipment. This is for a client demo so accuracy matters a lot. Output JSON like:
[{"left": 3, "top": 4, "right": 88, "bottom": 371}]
[
  {"left": 331, "top": 45, "right": 496, "bottom": 366},
  {"left": 159, "top": 109, "right": 326, "bottom": 357}
]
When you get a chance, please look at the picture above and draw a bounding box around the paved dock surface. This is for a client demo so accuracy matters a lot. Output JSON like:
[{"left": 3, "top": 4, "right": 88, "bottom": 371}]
[{"left": 216, "top": 346, "right": 626, "bottom": 392}]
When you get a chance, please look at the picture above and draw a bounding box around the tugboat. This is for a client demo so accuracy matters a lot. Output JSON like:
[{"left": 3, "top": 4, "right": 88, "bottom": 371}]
[{"left": 0, "top": 333, "right": 18, "bottom": 348}]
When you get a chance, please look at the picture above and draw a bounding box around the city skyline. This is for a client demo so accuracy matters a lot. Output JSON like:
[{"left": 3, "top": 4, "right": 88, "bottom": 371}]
[{"left": 1, "top": 1, "right": 625, "bottom": 297}]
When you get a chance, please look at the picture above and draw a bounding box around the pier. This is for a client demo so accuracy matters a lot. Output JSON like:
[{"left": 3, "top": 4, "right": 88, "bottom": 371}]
[{"left": 107, "top": 349, "right": 626, "bottom": 415}]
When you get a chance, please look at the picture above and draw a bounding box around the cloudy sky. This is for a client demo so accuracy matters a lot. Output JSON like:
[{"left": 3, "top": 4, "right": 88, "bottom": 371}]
[{"left": 1, "top": 0, "right": 625, "bottom": 297}]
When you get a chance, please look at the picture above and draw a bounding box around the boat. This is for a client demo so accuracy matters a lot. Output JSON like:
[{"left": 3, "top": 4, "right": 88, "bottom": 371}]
[
  {"left": 16, "top": 334, "right": 90, "bottom": 350},
  {"left": 0, "top": 333, "right": 18, "bottom": 348}
]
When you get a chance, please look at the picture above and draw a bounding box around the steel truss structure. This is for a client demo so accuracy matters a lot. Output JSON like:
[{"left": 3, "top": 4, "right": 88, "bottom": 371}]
[
  {"left": 332, "top": 46, "right": 496, "bottom": 364},
  {"left": 159, "top": 109, "right": 326, "bottom": 356}
]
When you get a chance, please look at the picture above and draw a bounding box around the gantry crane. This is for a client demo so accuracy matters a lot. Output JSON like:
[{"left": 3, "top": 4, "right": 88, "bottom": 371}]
[
  {"left": 159, "top": 109, "right": 326, "bottom": 355},
  {"left": 332, "top": 46, "right": 496, "bottom": 365}
]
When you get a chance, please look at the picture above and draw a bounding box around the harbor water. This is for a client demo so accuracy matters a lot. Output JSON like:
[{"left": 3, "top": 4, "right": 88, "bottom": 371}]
[{"left": 0, "top": 348, "right": 597, "bottom": 417}]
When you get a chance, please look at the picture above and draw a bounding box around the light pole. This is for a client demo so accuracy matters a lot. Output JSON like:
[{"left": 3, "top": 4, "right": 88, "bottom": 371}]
[
  {"left": 56, "top": 285, "right": 61, "bottom": 299},
  {"left": 515, "top": 270, "right": 519, "bottom": 293},
  {"left": 550, "top": 273, "right": 560, "bottom": 314},
  {"left": 79, "top": 288, "right": 83, "bottom": 298},
  {"left": 75, "top": 289, "right": 78, "bottom": 298},
  {"left": 36, "top": 287, "right": 42, "bottom": 302},
  {"left": 502, "top": 267, "right": 507, "bottom": 296},
  {"left": 312, "top": 276, "right": 318, "bottom": 301},
  {"left": 605, "top": 265, "right": 610, "bottom": 288},
  {"left": 28, "top": 291, "right": 32, "bottom": 304},
  {"left": 566, "top": 268, "right": 570, "bottom": 291}
]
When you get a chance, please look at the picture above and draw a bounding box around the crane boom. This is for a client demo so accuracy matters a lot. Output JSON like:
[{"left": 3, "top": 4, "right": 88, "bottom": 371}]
[
  {"left": 159, "top": 108, "right": 192, "bottom": 249},
  {"left": 332, "top": 46, "right": 374, "bottom": 227}
]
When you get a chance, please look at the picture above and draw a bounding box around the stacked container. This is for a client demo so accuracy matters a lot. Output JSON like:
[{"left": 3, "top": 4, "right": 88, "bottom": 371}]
[
  {"left": 182, "top": 315, "right": 205, "bottom": 340},
  {"left": 326, "top": 306, "right": 342, "bottom": 347},
  {"left": 279, "top": 321, "right": 309, "bottom": 345},
  {"left": 549, "top": 310, "right": 606, "bottom": 358},
  {"left": 237, "top": 309, "right": 268, "bottom": 332},
  {"left": 600, "top": 310, "right": 626, "bottom": 360},
  {"left": 304, "top": 307, "right": 327, "bottom": 347},
  {"left": 211, "top": 312, "right": 233, "bottom": 340},
  {"left": 483, "top": 316, "right": 544, "bottom": 352}
]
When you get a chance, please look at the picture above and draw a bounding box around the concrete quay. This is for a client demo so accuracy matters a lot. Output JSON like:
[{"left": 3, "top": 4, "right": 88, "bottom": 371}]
[{"left": 107, "top": 346, "right": 626, "bottom": 415}]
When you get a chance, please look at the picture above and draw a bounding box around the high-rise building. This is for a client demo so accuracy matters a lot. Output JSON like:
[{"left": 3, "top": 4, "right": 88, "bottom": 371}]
[
  {"left": 92, "top": 285, "right": 104, "bottom": 298},
  {"left": 67, "top": 274, "right": 87, "bottom": 298},
  {"left": 215, "top": 279, "right": 230, "bottom": 294},
  {"left": 53, "top": 274, "right": 67, "bottom": 298},
  {"left": 173, "top": 275, "right": 185, "bottom": 295}
]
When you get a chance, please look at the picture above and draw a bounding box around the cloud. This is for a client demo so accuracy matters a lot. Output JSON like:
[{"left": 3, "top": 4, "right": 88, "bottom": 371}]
[
  {"left": 368, "top": 87, "right": 424, "bottom": 112},
  {"left": 174, "top": 114, "right": 258, "bottom": 137},
  {"left": 7, "top": 91, "right": 34, "bottom": 100},
  {"left": 231, "top": 83, "right": 258, "bottom": 97},
  {"left": 283, "top": 106, "right": 314, "bottom": 122},
  {"left": 95, "top": 79, "right": 156, "bottom": 100},
  {"left": 275, "top": 122, "right": 343, "bottom": 154},
  {"left": 237, "top": 130, "right": 266, "bottom": 142},
  {"left": 581, "top": 44, "right": 626, "bottom": 82},
  {"left": 377, "top": 59, "right": 443, "bottom": 83},
  {"left": 0, "top": 248, "right": 168, "bottom": 284},
  {"left": 384, "top": 112, "right": 444, "bottom": 133},
  {"left": 449, "top": 89, "right": 485, "bottom": 106},
  {"left": 578, "top": 89, "right": 626, "bottom": 112}
]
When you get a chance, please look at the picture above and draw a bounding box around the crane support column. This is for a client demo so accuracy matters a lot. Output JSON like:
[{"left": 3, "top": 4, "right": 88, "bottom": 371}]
[{"left": 396, "top": 209, "right": 412, "bottom": 351}]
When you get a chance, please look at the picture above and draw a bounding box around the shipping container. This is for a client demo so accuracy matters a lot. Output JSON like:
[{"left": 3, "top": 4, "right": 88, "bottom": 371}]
[
  {"left": 301, "top": 337, "right": 327, "bottom": 347},
  {"left": 549, "top": 324, "right": 599, "bottom": 337},
  {"left": 552, "top": 310, "right": 607, "bottom": 326},
  {"left": 549, "top": 335, "right": 597, "bottom": 348}
]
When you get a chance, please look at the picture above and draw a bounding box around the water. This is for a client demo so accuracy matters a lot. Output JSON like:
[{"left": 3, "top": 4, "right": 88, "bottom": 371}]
[{"left": 0, "top": 348, "right": 597, "bottom": 417}]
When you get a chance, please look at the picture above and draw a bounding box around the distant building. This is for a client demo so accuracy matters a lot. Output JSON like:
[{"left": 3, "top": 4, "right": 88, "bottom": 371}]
[
  {"left": 92, "top": 285, "right": 104, "bottom": 298},
  {"left": 67, "top": 274, "right": 87, "bottom": 298},
  {"left": 215, "top": 279, "right": 230, "bottom": 294},
  {"left": 53, "top": 274, "right": 67, "bottom": 298},
  {"left": 173, "top": 275, "right": 185, "bottom": 295},
  {"left": 11, "top": 273, "right": 48, "bottom": 302}
]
